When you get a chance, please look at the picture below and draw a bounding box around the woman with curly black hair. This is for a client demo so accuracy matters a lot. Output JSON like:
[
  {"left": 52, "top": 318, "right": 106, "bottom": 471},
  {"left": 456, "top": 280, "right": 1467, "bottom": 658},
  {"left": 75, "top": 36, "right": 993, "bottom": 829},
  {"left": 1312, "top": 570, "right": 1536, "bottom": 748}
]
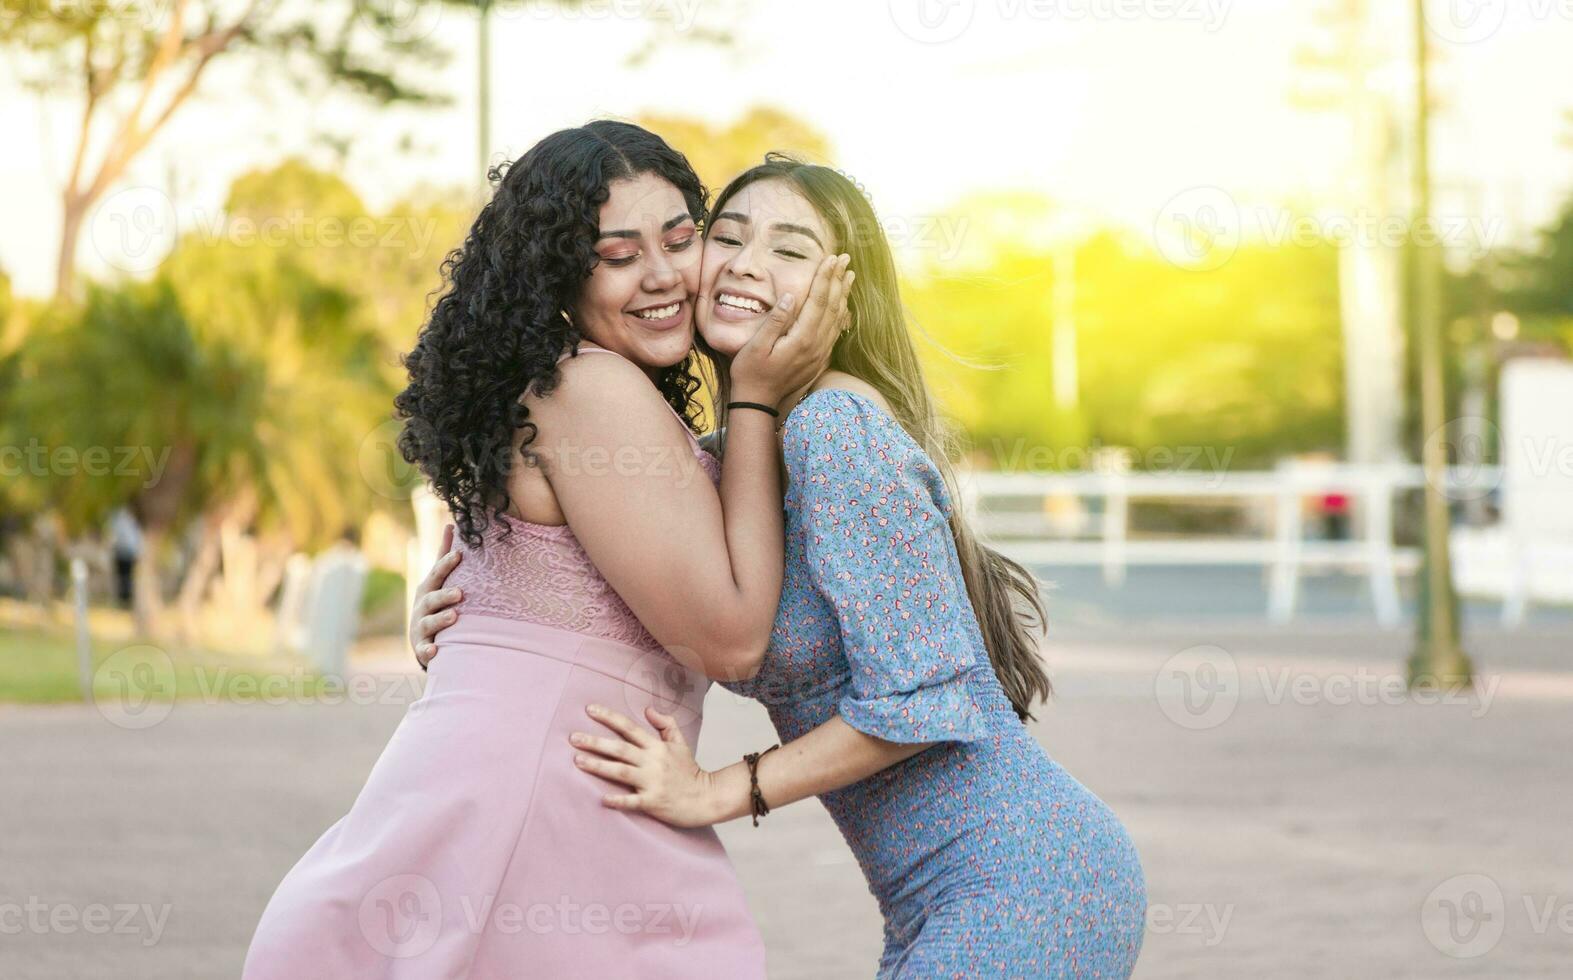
[{"left": 242, "top": 121, "right": 850, "bottom": 980}]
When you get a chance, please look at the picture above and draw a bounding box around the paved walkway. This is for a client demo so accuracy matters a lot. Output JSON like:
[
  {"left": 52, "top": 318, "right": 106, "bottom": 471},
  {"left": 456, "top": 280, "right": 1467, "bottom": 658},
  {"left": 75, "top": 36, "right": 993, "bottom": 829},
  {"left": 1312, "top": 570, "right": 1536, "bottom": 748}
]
[{"left": 2, "top": 625, "right": 1569, "bottom": 977}]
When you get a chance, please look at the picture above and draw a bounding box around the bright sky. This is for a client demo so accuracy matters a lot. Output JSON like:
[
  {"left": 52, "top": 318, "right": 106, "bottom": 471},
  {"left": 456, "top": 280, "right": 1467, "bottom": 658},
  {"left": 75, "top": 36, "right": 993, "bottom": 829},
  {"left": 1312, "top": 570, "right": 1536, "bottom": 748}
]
[{"left": 3, "top": 0, "right": 1571, "bottom": 296}]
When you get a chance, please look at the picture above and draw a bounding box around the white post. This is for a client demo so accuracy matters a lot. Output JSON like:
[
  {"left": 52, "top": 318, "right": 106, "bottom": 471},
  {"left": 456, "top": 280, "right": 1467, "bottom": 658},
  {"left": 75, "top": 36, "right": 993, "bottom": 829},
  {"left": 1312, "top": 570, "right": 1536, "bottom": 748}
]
[
  {"left": 299, "top": 548, "right": 368, "bottom": 677},
  {"left": 272, "top": 553, "right": 313, "bottom": 658},
  {"left": 1495, "top": 360, "right": 1573, "bottom": 626},
  {"left": 1366, "top": 473, "right": 1401, "bottom": 628},
  {"left": 71, "top": 557, "right": 92, "bottom": 701},
  {"left": 1101, "top": 478, "right": 1128, "bottom": 588},
  {"left": 1501, "top": 533, "right": 1529, "bottom": 628},
  {"left": 1268, "top": 474, "right": 1303, "bottom": 623}
]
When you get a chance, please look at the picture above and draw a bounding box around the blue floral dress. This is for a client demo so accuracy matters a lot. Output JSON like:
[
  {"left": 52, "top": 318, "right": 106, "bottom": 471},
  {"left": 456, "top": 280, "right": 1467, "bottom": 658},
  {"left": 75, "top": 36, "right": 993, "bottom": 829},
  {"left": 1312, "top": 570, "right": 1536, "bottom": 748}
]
[{"left": 723, "top": 389, "right": 1146, "bottom": 978}]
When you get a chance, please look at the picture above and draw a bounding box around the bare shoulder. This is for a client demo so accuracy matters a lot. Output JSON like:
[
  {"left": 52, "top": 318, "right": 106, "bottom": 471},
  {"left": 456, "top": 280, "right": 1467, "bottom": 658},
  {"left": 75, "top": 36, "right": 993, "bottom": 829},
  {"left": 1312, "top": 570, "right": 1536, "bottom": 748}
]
[
  {"left": 807, "top": 370, "right": 893, "bottom": 416},
  {"left": 525, "top": 347, "right": 665, "bottom": 420},
  {"left": 519, "top": 348, "right": 698, "bottom": 481}
]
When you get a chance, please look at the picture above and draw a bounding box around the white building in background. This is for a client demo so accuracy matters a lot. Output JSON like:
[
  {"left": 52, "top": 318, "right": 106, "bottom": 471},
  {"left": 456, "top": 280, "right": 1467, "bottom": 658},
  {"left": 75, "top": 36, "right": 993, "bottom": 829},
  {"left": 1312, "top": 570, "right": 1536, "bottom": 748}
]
[{"left": 1452, "top": 358, "right": 1573, "bottom": 622}]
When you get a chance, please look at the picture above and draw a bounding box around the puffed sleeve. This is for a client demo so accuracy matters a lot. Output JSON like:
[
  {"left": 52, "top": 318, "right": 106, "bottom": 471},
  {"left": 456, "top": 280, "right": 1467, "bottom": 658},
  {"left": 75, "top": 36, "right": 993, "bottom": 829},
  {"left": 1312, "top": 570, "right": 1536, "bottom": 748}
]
[{"left": 784, "top": 390, "right": 992, "bottom": 744}]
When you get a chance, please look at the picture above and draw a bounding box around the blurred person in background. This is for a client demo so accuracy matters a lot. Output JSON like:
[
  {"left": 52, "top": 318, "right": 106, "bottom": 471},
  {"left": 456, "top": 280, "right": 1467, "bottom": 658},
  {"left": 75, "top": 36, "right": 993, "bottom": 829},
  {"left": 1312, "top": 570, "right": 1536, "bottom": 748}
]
[{"left": 108, "top": 505, "right": 140, "bottom": 609}]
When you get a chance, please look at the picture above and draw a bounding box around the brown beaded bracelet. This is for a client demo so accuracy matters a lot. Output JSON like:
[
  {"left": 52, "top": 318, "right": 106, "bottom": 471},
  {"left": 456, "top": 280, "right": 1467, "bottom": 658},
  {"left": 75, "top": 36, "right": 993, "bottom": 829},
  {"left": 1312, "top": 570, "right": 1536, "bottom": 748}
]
[{"left": 743, "top": 744, "right": 780, "bottom": 827}]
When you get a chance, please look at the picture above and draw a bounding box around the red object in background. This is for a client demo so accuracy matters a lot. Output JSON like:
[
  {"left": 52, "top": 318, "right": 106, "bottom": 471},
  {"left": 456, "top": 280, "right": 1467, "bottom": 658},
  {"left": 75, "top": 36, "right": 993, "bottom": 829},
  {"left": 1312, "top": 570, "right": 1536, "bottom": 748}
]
[{"left": 1321, "top": 493, "right": 1350, "bottom": 513}]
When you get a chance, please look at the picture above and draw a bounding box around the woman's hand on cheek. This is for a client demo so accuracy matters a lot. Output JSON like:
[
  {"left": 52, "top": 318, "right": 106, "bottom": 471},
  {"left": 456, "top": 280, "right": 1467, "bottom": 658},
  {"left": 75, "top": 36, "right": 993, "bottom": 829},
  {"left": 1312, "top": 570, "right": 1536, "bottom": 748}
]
[
  {"left": 728, "top": 254, "right": 853, "bottom": 406},
  {"left": 792, "top": 252, "right": 853, "bottom": 370}
]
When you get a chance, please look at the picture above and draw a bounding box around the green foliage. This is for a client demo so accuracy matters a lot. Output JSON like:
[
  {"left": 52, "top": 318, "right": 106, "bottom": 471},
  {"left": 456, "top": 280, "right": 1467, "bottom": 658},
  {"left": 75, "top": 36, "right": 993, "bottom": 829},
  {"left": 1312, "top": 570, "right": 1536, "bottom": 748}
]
[
  {"left": 0, "top": 268, "right": 21, "bottom": 519},
  {"left": 3, "top": 159, "right": 471, "bottom": 548},
  {"left": 360, "top": 567, "right": 406, "bottom": 616},
  {"left": 154, "top": 159, "right": 464, "bottom": 546},
  {"left": 905, "top": 196, "right": 1346, "bottom": 470},
  {"left": 5, "top": 280, "right": 205, "bottom": 528},
  {"left": 0, "top": 0, "right": 468, "bottom": 104},
  {"left": 1491, "top": 196, "right": 1573, "bottom": 352}
]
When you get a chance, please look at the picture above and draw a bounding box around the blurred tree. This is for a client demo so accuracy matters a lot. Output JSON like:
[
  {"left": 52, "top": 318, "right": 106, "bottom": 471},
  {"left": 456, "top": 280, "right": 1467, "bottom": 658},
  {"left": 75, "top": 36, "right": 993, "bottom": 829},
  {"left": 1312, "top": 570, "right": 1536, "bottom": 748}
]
[
  {"left": 0, "top": 265, "right": 20, "bottom": 522},
  {"left": 0, "top": 266, "right": 18, "bottom": 365},
  {"left": 3, "top": 158, "right": 457, "bottom": 636},
  {"left": 0, "top": 279, "right": 58, "bottom": 530},
  {"left": 622, "top": 3, "right": 735, "bottom": 69},
  {"left": 0, "top": 267, "right": 54, "bottom": 606},
  {"left": 1494, "top": 197, "right": 1573, "bottom": 351},
  {"left": 9, "top": 280, "right": 209, "bottom": 631},
  {"left": 634, "top": 107, "right": 833, "bottom": 192},
  {"left": 153, "top": 160, "right": 458, "bottom": 634},
  {"left": 0, "top": 0, "right": 577, "bottom": 299},
  {"left": 362, "top": 186, "right": 475, "bottom": 351},
  {"left": 905, "top": 195, "right": 1345, "bottom": 471}
]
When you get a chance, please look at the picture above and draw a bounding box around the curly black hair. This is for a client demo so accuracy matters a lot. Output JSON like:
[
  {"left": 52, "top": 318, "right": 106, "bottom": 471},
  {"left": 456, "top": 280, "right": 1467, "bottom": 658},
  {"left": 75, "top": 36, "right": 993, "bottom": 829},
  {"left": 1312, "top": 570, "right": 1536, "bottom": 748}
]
[{"left": 394, "top": 121, "right": 709, "bottom": 549}]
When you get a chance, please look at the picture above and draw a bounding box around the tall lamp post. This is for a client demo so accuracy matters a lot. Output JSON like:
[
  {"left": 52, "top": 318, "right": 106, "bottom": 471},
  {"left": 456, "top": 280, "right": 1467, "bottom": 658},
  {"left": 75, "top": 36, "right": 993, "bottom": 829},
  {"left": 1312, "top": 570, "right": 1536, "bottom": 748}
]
[
  {"left": 1405, "top": 0, "right": 1473, "bottom": 690},
  {"left": 477, "top": 0, "right": 493, "bottom": 196}
]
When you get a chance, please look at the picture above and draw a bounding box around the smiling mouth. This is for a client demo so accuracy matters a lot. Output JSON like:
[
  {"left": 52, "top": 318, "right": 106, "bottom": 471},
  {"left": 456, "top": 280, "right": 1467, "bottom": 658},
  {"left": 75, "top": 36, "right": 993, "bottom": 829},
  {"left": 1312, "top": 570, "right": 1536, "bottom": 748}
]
[
  {"left": 629, "top": 301, "right": 683, "bottom": 321},
  {"left": 715, "top": 292, "right": 770, "bottom": 315}
]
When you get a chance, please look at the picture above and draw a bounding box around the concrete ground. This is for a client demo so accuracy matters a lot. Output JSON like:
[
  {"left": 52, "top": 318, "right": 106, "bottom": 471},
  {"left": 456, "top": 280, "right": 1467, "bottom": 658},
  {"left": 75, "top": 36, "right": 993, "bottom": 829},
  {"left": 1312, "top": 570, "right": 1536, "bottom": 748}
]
[{"left": 3, "top": 613, "right": 1570, "bottom": 977}]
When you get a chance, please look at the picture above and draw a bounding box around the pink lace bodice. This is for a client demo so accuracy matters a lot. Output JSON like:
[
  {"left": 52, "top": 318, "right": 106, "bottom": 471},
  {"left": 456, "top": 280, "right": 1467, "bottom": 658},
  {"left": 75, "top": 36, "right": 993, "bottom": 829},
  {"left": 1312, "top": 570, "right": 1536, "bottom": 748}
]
[{"left": 445, "top": 345, "right": 720, "bottom": 655}]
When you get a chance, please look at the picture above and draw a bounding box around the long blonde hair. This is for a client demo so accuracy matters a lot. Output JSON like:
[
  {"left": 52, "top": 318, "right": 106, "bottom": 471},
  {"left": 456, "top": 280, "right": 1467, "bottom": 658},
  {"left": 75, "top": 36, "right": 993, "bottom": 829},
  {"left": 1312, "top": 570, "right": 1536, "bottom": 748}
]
[{"left": 701, "top": 155, "right": 1052, "bottom": 721}]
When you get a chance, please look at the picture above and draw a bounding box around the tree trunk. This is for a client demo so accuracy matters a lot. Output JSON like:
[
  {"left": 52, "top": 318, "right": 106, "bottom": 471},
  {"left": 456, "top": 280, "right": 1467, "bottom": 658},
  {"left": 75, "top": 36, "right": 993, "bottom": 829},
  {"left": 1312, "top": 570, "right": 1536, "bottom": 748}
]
[
  {"left": 253, "top": 536, "right": 294, "bottom": 611},
  {"left": 175, "top": 517, "right": 222, "bottom": 643},
  {"left": 20, "top": 516, "right": 61, "bottom": 611},
  {"left": 127, "top": 440, "right": 195, "bottom": 639},
  {"left": 55, "top": 192, "right": 87, "bottom": 301},
  {"left": 131, "top": 526, "right": 165, "bottom": 637}
]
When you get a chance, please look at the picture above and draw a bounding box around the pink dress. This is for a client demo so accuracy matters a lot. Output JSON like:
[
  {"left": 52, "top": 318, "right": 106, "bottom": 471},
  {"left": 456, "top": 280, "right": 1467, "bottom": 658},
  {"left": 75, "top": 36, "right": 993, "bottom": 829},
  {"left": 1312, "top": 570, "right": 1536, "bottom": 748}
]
[{"left": 242, "top": 345, "right": 766, "bottom": 979}]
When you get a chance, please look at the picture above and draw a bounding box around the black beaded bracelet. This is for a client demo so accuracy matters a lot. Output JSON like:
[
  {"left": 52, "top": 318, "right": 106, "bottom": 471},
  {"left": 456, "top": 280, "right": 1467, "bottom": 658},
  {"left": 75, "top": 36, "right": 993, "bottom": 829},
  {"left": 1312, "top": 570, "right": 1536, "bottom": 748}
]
[
  {"left": 744, "top": 744, "right": 780, "bottom": 827},
  {"left": 727, "top": 400, "right": 780, "bottom": 419}
]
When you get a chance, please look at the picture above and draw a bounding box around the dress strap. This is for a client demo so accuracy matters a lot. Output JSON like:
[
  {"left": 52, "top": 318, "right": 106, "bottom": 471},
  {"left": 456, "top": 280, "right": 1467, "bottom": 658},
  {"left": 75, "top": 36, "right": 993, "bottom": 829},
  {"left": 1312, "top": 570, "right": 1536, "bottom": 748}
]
[{"left": 556, "top": 341, "right": 608, "bottom": 365}]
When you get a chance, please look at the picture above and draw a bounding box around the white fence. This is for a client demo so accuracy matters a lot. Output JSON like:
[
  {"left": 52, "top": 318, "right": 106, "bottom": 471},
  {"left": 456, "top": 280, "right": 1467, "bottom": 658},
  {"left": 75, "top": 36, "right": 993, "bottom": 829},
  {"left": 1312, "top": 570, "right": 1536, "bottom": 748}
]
[
  {"left": 963, "top": 462, "right": 1504, "bottom": 628},
  {"left": 968, "top": 360, "right": 1573, "bottom": 626}
]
